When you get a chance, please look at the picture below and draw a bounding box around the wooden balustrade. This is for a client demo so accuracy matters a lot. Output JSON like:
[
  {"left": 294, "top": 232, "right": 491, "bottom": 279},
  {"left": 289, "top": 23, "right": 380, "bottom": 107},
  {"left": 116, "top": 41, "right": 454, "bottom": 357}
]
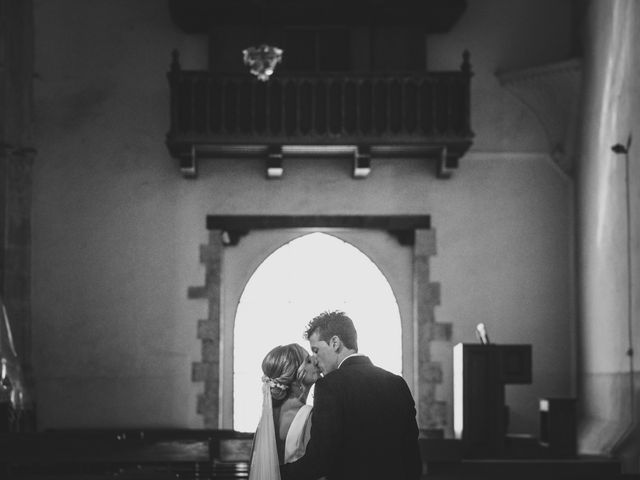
[
  {"left": 168, "top": 72, "right": 471, "bottom": 141},
  {"left": 165, "top": 51, "right": 474, "bottom": 178}
]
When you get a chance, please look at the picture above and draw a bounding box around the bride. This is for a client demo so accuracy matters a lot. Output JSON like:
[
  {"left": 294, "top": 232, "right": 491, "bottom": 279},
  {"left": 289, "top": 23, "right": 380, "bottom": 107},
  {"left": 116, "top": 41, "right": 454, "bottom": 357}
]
[{"left": 248, "top": 343, "right": 321, "bottom": 480}]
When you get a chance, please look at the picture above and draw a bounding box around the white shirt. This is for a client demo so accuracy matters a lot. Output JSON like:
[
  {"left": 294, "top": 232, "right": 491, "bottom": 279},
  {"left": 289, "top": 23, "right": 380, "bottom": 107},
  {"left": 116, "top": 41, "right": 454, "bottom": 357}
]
[{"left": 337, "top": 352, "right": 366, "bottom": 369}]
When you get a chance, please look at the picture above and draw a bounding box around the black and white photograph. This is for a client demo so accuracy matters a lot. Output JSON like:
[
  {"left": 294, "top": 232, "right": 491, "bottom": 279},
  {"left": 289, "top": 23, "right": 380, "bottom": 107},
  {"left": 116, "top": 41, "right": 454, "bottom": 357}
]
[{"left": 0, "top": 1, "right": 638, "bottom": 479}]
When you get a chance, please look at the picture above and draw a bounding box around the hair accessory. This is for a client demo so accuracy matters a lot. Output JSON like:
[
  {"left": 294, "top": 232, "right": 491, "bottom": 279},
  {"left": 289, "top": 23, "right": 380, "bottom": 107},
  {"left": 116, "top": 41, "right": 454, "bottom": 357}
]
[{"left": 262, "top": 375, "right": 289, "bottom": 391}]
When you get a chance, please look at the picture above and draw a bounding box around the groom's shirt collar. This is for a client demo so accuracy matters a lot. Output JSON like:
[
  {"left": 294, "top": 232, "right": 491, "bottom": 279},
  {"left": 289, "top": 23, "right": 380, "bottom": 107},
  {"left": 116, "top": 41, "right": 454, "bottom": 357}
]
[{"left": 338, "top": 352, "right": 365, "bottom": 369}]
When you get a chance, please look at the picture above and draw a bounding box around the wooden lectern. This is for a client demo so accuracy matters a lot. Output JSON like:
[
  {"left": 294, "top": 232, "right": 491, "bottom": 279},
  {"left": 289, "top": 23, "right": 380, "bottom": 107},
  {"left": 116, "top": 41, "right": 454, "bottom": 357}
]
[{"left": 453, "top": 343, "right": 532, "bottom": 457}]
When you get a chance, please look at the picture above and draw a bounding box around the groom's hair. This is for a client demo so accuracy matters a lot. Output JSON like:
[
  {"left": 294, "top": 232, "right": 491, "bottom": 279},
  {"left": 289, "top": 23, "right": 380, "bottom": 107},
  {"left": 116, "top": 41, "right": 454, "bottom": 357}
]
[{"left": 304, "top": 310, "right": 358, "bottom": 351}]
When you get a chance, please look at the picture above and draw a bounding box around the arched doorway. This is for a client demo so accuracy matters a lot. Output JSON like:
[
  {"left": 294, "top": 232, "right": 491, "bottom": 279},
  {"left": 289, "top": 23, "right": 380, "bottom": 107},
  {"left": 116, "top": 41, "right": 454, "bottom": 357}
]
[{"left": 233, "top": 232, "right": 402, "bottom": 432}]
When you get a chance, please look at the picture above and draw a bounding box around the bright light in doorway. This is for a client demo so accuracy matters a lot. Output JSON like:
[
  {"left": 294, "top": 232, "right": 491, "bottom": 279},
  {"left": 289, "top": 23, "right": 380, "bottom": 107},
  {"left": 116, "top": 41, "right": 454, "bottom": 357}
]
[{"left": 233, "top": 232, "right": 402, "bottom": 432}]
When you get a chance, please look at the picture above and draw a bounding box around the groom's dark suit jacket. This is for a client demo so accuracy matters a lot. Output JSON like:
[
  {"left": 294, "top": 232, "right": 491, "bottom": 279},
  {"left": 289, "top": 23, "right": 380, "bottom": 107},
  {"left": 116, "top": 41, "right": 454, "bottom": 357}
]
[{"left": 280, "top": 355, "right": 422, "bottom": 480}]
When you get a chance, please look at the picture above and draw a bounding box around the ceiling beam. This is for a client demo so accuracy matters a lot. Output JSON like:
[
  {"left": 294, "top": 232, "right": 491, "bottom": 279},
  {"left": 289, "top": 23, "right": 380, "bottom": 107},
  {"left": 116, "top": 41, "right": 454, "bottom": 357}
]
[{"left": 169, "top": 0, "right": 467, "bottom": 34}]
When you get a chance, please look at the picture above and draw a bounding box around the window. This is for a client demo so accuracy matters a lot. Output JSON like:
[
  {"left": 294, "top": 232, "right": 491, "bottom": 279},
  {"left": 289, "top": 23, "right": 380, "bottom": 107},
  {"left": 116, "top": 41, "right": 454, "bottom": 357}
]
[{"left": 233, "top": 232, "right": 402, "bottom": 432}]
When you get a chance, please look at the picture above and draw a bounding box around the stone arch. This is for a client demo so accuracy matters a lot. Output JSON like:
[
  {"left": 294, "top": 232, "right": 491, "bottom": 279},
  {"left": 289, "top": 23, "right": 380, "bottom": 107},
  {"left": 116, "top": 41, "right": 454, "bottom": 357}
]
[{"left": 189, "top": 216, "right": 448, "bottom": 434}]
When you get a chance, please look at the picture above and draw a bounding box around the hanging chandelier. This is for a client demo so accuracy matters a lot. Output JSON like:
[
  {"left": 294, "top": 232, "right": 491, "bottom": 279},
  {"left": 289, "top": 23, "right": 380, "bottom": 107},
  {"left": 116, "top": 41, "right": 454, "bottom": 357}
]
[{"left": 242, "top": 44, "right": 283, "bottom": 81}]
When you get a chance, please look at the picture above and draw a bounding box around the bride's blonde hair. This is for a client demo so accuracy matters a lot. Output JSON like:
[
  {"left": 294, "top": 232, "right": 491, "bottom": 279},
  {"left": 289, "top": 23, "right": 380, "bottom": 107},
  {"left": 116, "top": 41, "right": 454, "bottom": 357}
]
[{"left": 261, "top": 343, "right": 309, "bottom": 403}]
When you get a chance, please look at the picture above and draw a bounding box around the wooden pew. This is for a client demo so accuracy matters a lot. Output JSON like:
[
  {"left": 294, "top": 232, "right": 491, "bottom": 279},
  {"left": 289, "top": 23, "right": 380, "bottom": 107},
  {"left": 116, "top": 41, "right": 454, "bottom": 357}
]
[
  {"left": 2, "top": 430, "right": 633, "bottom": 480},
  {"left": 0, "top": 429, "right": 253, "bottom": 479}
]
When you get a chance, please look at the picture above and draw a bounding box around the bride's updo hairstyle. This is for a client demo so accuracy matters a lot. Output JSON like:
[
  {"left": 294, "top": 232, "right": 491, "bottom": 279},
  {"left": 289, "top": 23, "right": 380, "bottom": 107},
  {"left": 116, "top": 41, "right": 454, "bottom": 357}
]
[{"left": 261, "top": 344, "right": 308, "bottom": 404}]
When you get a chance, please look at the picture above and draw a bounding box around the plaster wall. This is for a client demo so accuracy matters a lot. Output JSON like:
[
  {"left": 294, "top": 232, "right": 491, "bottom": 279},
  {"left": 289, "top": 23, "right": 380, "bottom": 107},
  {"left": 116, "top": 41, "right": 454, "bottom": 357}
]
[
  {"left": 31, "top": 0, "right": 574, "bottom": 435},
  {"left": 576, "top": 0, "right": 640, "bottom": 468}
]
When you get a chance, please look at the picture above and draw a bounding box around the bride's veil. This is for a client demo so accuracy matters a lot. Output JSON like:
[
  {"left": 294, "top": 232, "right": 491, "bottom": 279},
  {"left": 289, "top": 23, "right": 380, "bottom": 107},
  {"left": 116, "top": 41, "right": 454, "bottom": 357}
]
[{"left": 248, "top": 381, "right": 281, "bottom": 480}]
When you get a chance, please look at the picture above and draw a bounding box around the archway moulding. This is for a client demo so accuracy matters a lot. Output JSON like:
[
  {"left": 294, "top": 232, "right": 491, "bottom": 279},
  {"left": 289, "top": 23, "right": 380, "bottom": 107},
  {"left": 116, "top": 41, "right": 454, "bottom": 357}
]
[{"left": 206, "top": 214, "right": 431, "bottom": 246}]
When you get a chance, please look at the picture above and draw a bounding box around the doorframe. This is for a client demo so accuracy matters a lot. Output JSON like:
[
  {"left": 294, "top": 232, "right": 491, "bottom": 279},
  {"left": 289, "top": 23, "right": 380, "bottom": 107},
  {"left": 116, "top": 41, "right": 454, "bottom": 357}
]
[{"left": 189, "top": 215, "right": 449, "bottom": 433}]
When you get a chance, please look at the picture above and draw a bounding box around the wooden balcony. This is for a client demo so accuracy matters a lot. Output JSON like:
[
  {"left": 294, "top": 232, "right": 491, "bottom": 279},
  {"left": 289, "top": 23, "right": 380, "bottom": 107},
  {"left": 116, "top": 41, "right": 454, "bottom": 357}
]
[{"left": 166, "top": 51, "right": 474, "bottom": 178}]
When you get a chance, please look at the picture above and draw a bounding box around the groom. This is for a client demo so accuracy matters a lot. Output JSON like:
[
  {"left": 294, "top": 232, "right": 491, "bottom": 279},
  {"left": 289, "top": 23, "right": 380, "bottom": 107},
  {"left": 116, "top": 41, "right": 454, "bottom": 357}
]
[{"left": 280, "top": 310, "right": 422, "bottom": 480}]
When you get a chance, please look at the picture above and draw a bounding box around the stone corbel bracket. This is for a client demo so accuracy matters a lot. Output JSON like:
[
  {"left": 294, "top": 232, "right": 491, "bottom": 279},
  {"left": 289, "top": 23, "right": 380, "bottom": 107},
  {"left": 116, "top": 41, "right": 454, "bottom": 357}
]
[{"left": 496, "top": 58, "right": 582, "bottom": 175}]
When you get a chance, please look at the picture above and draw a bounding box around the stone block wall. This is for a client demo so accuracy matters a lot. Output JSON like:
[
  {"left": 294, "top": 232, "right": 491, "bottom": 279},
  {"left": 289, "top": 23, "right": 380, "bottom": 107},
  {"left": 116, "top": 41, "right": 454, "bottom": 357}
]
[
  {"left": 414, "top": 229, "right": 451, "bottom": 432},
  {"left": 0, "top": 0, "right": 35, "bottom": 431},
  {"left": 1, "top": 151, "right": 33, "bottom": 362},
  {"left": 189, "top": 232, "right": 223, "bottom": 428},
  {"left": 0, "top": 0, "right": 35, "bottom": 370}
]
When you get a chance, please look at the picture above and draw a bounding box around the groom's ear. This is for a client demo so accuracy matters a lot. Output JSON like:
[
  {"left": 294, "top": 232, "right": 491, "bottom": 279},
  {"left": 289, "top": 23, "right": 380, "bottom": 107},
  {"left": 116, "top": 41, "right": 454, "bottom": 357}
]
[{"left": 330, "top": 335, "right": 341, "bottom": 351}]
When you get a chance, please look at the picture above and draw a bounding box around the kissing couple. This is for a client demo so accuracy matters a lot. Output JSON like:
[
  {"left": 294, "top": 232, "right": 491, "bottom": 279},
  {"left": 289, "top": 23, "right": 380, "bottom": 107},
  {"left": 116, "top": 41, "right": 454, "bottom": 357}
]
[{"left": 248, "top": 310, "right": 422, "bottom": 480}]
